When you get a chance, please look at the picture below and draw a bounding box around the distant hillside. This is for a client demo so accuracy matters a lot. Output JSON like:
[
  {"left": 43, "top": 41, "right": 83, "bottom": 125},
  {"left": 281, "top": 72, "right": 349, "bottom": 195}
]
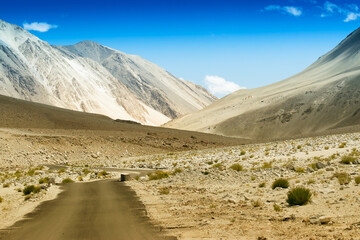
[{"left": 166, "top": 27, "right": 360, "bottom": 140}]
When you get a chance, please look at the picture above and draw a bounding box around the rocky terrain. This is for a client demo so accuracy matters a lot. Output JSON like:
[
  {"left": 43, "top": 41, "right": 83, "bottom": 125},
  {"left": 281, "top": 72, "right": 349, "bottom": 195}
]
[
  {"left": 127, "top": 132, "right": 360, "bottom": 239},
  {"left": 2, "top": 129, "right": 360, "bottom": 239}
]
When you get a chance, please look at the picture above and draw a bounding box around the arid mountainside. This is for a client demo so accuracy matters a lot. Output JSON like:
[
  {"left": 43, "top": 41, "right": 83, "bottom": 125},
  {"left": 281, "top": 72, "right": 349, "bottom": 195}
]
[
  {"left": 0, "top": 94, "right": 247, "bottom": 168},
  {"left": 166, "top": 27, "right": 360, "bottom": 140},
  {"left": 0, "top": 19, "right": 216, "bottom": 125}
]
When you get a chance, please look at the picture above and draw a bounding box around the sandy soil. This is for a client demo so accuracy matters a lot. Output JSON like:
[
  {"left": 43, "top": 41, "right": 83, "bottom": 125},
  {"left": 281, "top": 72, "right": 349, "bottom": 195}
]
[{"left": 127, "top": 132, "right": 360, "bottom": 240}]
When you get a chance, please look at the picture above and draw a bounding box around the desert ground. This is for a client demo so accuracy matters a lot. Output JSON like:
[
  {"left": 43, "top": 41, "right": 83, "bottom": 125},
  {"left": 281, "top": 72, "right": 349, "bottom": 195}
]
[
  {"left": 1, "top": 126, "right": 360, "bottom": 239},
  {"left": 1, "top": 95, "right": 360, "bottom": 239}
]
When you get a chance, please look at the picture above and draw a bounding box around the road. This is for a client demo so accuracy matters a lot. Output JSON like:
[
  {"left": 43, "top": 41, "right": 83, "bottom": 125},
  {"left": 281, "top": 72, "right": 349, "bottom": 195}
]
[{"left": 0, "top": 180, "right": 176, "bottom": 240}]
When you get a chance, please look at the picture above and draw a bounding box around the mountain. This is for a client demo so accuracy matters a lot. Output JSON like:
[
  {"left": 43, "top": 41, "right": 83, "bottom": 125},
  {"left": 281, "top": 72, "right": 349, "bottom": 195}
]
[
  {"left": 166, "top": 27, "right": 360, "bottom": 140},
  {"left": 0, "top": 93, "right": 246, "bottom": 149},
  {"left": 0, "top": 19, "right": 216, "bottom": 125}
]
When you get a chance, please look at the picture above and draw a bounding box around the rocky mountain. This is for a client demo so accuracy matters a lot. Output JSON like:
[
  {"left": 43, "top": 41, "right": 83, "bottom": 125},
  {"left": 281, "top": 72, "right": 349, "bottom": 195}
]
[
  {"left": 166, "top": 27, "right": 360, "bottom": 140},
  {"left": 0, "top": 19, "right": 216, "bottom": 125}
]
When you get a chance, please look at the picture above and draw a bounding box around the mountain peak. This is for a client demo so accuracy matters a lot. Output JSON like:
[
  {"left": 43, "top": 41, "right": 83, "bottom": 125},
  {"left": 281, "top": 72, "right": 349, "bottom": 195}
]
[{"left": 0, "top": 19, "right": 39, "bottom": 50}]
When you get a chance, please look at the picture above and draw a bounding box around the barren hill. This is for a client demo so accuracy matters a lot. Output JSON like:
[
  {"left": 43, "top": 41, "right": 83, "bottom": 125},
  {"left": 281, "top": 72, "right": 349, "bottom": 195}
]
[{"left": 165, "top": 27, "right": 360, "bottom": 140}]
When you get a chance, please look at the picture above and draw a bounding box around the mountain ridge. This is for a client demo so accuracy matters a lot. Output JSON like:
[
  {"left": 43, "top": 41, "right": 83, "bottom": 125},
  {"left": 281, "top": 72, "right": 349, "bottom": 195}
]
[
  {"left": 0, "top": 19, "right": 216, "bottom": 125},
  {"left": 165, "top": 27, "right": 360, "bottom": 140}
]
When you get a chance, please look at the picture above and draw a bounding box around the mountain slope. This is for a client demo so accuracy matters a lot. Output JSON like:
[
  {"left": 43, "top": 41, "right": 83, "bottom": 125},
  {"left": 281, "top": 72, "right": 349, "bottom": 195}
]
[
  {"left": 0, "top": 19, "right": 216, "bottom": 125},
  {"left": 55, "top": 41, "right": 216, "bottom": 119},
  {"left": 166, "top": 27, "right": 360, "bottom": 140}
]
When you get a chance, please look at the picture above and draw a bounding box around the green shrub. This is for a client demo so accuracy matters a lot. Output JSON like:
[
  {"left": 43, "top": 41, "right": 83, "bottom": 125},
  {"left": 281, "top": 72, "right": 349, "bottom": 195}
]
[
  {"left": 27, "top": 169, "right": 36, "bottom": 176},
  {"left": 148, "top": 171, "right": 169, "bottom": 180},
  {"left": 258, "top": 182, "right": 266, "bottom": 188},
  {"left": 240, "top": 151, "right": 246, "bottom": 155},
  {"left": 0, "top": 196, "right": 3, "bottom": 203},
  {"left": 62, "top": 178, "right": 74, "bottom": 184},
  {"left": 2, "top": 183, "right": 9, "bottom": 188},
  {"left": 23, "top": 185, "right": 41, "bottom": 195},
  {"left": 39, "top": 177, "right": 50, "bottom": 184},
  {"left": 262, "top": 162, "right": 272, "bottom": 169},
  {"left": 230, "top": 163, "right": 243, "bottom": 172},
  {"left": 340, "top": 155, "right": 357, "bottom": 164},
  {"left": 272, "top": 178, "right": 289, "bottom": 189},
  {"left": 58, "top": 168, "right": 66, "bottom": 174},
  {"left": 355, "top": 176, "right": 360, "bottom": 185},
  {"left": 339, "top": 142, "right": 346, "bottom": 148},
  {"left": 332, "top": 172, "right": 351, "bottom": 185},
  {"left": 307, "top": 179, "right": 315, "bottom": 185},
  {"left": 273, "top": 203, "right": 282, "bottom": 212},
  {"left": 172, "top": 168, "right": 183, "bottom": 175},
  {"left": 296, "top": 168, "right": 305, "bottom": 173},
  {"left": 287, "top": 187, "right": 312, "bottom": 206},
  {"left": 212, "top": 163, "right": 224, "bottom": 169},
  {"left": 158, "top": 187, "right": 170, "bottom": 195},
  {"left": 82, "top": 168, "right": 90, "bottom": 175},
  {"left": 98, "top": 170, "right": 108, "bottom": 178}
]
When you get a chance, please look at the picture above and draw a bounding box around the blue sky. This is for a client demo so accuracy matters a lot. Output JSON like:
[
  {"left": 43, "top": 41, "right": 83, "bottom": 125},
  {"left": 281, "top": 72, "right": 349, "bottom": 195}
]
[{"left": 1, "top": 0, "right": 360, "bottom": 97}]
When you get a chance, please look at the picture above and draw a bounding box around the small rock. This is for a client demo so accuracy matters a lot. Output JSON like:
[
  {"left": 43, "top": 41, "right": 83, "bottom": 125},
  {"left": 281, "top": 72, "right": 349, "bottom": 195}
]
[
  {"left": 326, "top": 167, "right": 335, "bottom": 171},
  {"left": 319, "top": 216, "right": 331, "bottom": 225}
]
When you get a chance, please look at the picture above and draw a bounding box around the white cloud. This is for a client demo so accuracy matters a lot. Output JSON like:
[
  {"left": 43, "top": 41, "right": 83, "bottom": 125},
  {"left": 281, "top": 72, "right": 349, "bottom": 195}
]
[
  {"left": 23, "top": 22, "right": 58, "bottom": 32},
  {"left": 321, "top": 1, "right": 360, "bottom": 22},
  {"left": 264, "top": 5, "right": 302, "bottom": 17},
  {"left": 204, "top": 75, "right": 245, "bottom": 96},
  {"left": 345, "top": 12, "right": 360, "bottom": 22}
]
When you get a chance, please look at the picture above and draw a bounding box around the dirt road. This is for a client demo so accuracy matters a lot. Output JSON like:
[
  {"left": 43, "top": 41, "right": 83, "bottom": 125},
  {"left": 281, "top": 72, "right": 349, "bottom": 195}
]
[{"left": 0, "top": 180, "right": 176, "bottom": 240}]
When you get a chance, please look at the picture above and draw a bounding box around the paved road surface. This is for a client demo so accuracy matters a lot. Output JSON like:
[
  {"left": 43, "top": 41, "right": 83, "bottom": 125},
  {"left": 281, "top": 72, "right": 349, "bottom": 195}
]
[{"left": 0, "top": 181, "right": 176, "bottom": 240}]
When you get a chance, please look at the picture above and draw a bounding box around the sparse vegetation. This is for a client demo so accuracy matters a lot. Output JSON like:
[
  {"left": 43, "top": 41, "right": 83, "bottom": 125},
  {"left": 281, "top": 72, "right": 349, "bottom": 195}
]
[
  {"left": 332, "top": 172, "right": 351, "bottom": 185},
  {"left": 58, "top": 168, "right": 66, "bottom": 174},
  {"left": 262, "top": 162, "right": 272, "bottom": 169},
  {"left": 23, "top": 185, "right": 41, "bottom": 195},
  {"left": 82, "top": 168, "right": 90, "bottom": 175},
  {"left": 240, "top": 151, "right": 246, "bottom": 155},
  {"left": 296, "top": 168, "right": 305, "bottom": 173},
  {"left": 27, "top": 169, "right": 36, "bottom": 176},
  {"left": 355, "top": 176, "right": 360, "bottom": 185},
  {"left": 39, "top": 177, "right": 50, "bottom": 184},
  {"left": 287, "top": 187, "right": 312, "bottom": 206},
  {"left": 148, "top": 170, "right": 169, "bottom": 180},
  {"left": 158, "top": 187, "right": 170, "bottom": 195},
  {"left": 307, "top": 179, "right": 315, "bottom": 185},
  {"left": 173, "top": 168, "right": 183, "bottom": 175},
  {"left": 272, "top": 178, "right": 289, "bottom": 189},
  {"left": 252, "top": 199, "right": 262, "bottom": 208},
  {"left": 340, "top": 155, "right": 357, "bottom": 164},
  {"left": 62, "top": 178, "right": 74, "bottom": 184},
  {"left": 230, "top": 163, "right": 243, "bottom": 171},
  {"left": 0, "top": 196, "right": 3, "bottom": 203},
  {"left": 3, "top": 183, "right": 9, "bottom": 188},
  {"left": 258, "top": 182, "right": 266, "bottom": 188},
  {"left": 339, "top": 142, "right": 347, "bottom": 148},
  {"left": 273, "top": 203, "right": 282, "bottom": 212},
  {"left": 98, "top": 170, "right": 108, "bottom": 178}
]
